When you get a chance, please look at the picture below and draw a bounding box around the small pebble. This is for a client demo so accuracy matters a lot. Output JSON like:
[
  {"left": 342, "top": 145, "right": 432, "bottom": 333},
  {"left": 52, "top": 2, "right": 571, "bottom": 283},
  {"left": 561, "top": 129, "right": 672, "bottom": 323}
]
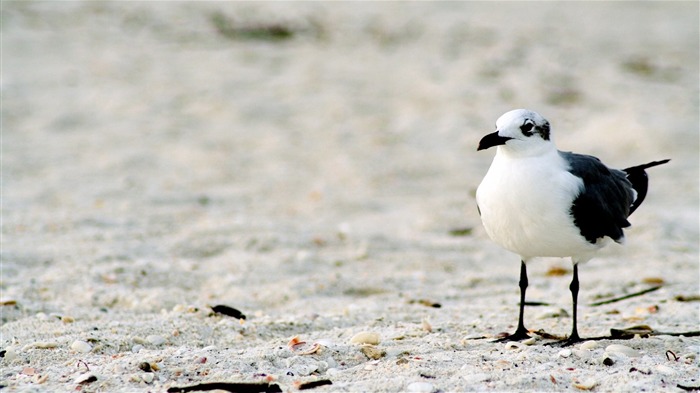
[
  {"left": 603, "top": 357, "right": 615, "bottom": 366},
  {"left": 655, "top": 364, "right": 677, "bottom": 375},
  {"left": 75, "top": 373, "right": 97, "bottom": 384},
  {"left": 132, "top": 345, "right": 144, "bottom": 353},
  {"left": 132, "top": 336, "right": 148, "bottom": 345},
  {"left": 522, "top": 337, "right": 537, "bottom": 345},
  {"left": 141, "top": 372, "right": 154, "bottom": 383},
  {"left": 407, "top": 381, "right": 434, "bottom": 393},
  {"left": 558, "top": 349, "right": 572, "bottom": 358},
  {"left": 605, "top": 344, "right": 640, "bottom": 357},
  {"left": 573, "top": 378, "right": 597, "bottom": 390},
  {"left": 147, "top": 335, "right": 166, "bottom": 346},
  {"left": 61, "top": 316, "right": 75, "bottom": 323},
  {"left": 71, "top": 340, "right": 92, "bottom": 353},
  {"left": 3, "top": 347, "right": 18, "bottom": 361},
  {"left": 360, "top": 345, "right": 386, "bottom": 360},
  {"left": 350, "top": 332, "right": 380, "bottom": 345}
]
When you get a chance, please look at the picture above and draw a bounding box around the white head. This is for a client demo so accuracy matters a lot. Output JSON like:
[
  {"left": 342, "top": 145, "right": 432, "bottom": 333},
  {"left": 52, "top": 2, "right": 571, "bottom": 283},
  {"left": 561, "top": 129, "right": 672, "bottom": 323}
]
[{"left": 477, "top": 109, "right": 554, "bottom": 156}]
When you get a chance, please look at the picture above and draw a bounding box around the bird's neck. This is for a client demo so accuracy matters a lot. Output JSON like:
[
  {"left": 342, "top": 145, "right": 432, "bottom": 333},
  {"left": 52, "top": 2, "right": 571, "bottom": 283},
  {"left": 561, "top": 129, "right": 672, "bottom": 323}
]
[{"left": 497, "top": 142, "right": 557, "bottom": 160}]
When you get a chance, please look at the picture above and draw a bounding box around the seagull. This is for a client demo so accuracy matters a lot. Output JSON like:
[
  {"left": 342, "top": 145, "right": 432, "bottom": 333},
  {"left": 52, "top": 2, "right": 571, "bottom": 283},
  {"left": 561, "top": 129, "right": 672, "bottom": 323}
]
[{"left": 475, "top": 109, "right": 669, "bottom": 345}]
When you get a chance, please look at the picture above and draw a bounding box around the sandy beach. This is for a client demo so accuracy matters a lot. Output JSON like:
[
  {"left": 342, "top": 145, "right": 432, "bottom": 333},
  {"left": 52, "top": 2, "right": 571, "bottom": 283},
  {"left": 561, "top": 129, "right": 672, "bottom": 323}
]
[{"left": 2, "top": 2, "right": 699, "bottom": 392}]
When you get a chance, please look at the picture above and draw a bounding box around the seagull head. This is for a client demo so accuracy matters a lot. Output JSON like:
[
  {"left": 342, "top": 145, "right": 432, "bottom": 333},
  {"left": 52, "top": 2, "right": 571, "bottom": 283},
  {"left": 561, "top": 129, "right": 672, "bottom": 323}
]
[{"left": 477, "top": 109, "right": 553, "bottom": 155}]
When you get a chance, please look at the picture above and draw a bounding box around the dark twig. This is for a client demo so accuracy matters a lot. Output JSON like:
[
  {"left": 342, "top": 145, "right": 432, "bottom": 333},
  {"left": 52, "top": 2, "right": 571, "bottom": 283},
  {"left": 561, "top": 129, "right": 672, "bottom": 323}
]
[
  {"left": 167, "top": 382, "right": 282, "bottom": 393},
  {"left": 677, "top": 384, "right": 700, "bottom": 392},
  {"left": 589, "top": 286, "right": 662, "bottom": 306},
  {"left": 77, "top": 360, "right": 90, "bottom": 372},
  {"left": 298, "top": 380, "right": 333, "bottom": 390},
  {"left": 524, "top": 301, "right": 551, "bottom": 306}
]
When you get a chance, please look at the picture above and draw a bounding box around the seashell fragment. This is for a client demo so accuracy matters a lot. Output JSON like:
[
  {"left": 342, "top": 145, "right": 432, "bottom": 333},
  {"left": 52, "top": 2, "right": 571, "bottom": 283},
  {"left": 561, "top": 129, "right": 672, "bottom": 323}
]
[
  {"left": 605, "top": 344, "right": 640, "bottom": 357},
  {"left": 579, "top": 341, "right": 599, "bottom": 351},
  {"left": 350, "top": 332, "right": 380, "bottom": 345},
  {"left": 71, "top": 340, "right": 92, "bottom": 353}
]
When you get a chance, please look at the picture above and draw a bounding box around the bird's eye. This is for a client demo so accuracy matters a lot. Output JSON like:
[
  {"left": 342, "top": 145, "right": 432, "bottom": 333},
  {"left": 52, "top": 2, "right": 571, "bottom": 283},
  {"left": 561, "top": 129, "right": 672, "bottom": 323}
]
[{"left": 520, "top": 122, "right": 534, "bottom": 133}]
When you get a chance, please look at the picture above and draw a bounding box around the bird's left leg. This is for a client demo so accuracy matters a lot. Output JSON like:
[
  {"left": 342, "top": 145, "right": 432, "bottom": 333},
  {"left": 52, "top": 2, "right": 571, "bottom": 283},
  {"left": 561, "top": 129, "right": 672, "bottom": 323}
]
[{"left": 561, "top": 263, "right": 582, "bottom": 346}]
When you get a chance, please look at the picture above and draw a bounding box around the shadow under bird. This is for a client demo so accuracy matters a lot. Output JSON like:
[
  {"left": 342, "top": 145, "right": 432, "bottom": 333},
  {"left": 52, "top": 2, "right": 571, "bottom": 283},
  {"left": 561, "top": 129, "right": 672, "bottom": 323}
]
[{"left": 476, "top": 109, "right": 669, "bottom": 346}]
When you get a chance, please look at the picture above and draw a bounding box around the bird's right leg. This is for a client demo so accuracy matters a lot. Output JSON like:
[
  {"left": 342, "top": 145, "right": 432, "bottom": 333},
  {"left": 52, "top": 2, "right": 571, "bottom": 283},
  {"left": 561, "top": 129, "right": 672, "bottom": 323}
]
[{"left": 496, "top": 260, "right": 531, "bottom": 341}]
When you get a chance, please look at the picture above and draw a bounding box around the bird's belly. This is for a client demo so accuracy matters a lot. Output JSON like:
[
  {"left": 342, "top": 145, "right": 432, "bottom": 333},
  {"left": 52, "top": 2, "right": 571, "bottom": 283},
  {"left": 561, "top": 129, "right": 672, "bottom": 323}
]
[{"left": 477, "top": 161, "right": 599, "bottom": 259}]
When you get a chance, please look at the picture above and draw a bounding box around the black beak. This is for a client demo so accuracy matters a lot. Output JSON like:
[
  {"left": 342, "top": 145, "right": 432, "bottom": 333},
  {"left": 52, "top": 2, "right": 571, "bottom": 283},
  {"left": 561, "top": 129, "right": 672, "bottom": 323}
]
[{"left": 477, "top": 131, "right": 512, "bottom": 151}]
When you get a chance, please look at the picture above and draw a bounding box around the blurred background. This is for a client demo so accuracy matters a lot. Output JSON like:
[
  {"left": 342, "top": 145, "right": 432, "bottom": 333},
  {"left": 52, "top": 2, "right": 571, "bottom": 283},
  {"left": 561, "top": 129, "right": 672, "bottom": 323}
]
[{"left": 2, "top": 2, "right": 698, "bottom": 318}]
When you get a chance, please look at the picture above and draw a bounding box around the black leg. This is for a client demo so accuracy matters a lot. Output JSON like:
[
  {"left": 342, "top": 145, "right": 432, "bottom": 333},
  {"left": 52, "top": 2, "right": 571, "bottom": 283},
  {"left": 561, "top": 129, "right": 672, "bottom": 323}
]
[
  {"left": 496, "top": 260, "right": 531, "bottom": 341},
  {"left": 561, "top": 263, "right": 582, "bottom": 346}
]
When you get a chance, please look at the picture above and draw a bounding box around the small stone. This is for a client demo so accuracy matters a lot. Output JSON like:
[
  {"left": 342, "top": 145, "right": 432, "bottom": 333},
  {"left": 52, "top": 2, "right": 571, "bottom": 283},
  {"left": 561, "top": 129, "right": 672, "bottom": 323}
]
[
  {"left": 147, "top": 335, "right": 166, "bottom": 346},
  {"left": 603, "top": 357, "right": 615, "bottom": 366},
  {"left": 605, "top": 344, "right": 640, "bottom": 357},
  {"left": 360, "top": 345, "right": 386, "bottom": 360},
  {"left": 141, "top": 372, "right": 154, "bottom": 383},
  {"left": 61, "top": 316, "right": 75, "bottom": 323},
  {"left": 3, "top": 347, "right": 17, "bottom": 361},
  {"left": 75, "top": 373, "right": 97, "bottom": 384},
  {"left": 71, "top": 340, "right": 92, "bottom": 353},
  {"left": 573, "top": 378, "right": 597, "bottom": 390},
  {"left": 21, "top": 367, "right": 36, "bottom": 376},
  {"left": 407, "top": 381, "right": 434, "bottom": 393},
  {"left": 655, "top": 364, "right": 677, "bottom": 375},
  {"left": 522, "top": 337, "right": 537, "bottom": 345},
  {"left": 138, "top": 362, "right": 152, "bottom": 372},
  {"left": 132, "top": 345, "right": 144, "bottom": 353},
  {"left": 132, "top": 336, "right": 148, "bottom": 345},
  {"left": 350, "top": 332, "right": 380, "bottom": 345},
  {"left": 558, "top": 349, "right": 572, "bottom": 358}
]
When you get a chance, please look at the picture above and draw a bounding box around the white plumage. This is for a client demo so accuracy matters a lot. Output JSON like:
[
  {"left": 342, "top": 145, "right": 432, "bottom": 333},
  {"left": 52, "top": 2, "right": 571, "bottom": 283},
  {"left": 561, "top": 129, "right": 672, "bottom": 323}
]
[{"left": 476, "top": 136, "right": 603, "bottom": 263}]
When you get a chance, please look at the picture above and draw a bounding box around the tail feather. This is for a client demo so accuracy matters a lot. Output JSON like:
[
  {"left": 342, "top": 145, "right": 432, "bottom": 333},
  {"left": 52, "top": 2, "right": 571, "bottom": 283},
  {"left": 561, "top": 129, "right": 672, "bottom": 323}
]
[{"left": 623, "top": 159, "right": 670, "bottom": 215}]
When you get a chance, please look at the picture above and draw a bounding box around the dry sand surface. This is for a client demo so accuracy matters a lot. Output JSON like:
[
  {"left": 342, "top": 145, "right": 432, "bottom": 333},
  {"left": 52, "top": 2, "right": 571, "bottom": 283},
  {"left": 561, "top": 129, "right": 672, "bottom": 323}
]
[{"left": 2, "top": 2, "right": 699, "bottom": 392}]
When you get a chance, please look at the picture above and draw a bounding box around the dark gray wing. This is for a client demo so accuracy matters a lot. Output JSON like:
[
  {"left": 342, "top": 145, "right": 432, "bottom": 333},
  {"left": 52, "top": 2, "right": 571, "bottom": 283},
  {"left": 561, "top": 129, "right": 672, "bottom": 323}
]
[{"left": 559, "top": 151, "right": 636, "bottom": 244}]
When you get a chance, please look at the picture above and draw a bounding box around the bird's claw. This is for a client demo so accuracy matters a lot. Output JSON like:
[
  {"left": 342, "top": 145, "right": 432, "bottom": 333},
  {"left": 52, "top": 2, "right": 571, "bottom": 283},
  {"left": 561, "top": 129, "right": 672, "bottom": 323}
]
[{"left": 493, "top": 328, "right": 531, "bottom": 342}]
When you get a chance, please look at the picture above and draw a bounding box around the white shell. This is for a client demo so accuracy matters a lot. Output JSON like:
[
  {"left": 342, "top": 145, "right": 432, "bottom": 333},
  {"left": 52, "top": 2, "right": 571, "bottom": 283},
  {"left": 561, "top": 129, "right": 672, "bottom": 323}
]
[
  {"left": 70, "top": 340, "right": 92, "bottom": 353},
  {"left": 579, "top": 341, "right": 599, "bottom": 350},
  {"left": 350, "top": 332, "right": 380, "bottom": 345},
  {"left": 605, "top": 344, "right": 641, "bottom": 357},
  {"left": 407, "top": 382, "right": 434, "bottom": 393}
]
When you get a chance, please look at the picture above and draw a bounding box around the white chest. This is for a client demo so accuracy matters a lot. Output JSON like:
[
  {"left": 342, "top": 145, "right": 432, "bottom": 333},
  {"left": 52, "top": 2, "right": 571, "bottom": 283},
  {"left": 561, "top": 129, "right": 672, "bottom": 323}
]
[{"left": 476, "top": 150, "right": 599, "bottom": 259}]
